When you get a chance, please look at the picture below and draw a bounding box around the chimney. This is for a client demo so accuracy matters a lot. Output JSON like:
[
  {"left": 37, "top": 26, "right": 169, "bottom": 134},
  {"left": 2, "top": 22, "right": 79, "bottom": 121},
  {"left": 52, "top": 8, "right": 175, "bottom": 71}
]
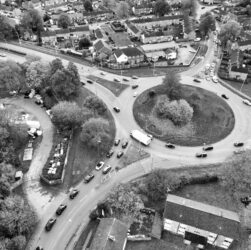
[{"left": 108, "top": 235, "right": 116, "bottom": 242}]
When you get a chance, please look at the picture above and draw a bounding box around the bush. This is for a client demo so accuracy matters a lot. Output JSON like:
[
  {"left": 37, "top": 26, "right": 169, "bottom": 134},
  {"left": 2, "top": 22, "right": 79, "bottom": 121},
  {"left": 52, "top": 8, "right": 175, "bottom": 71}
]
[
  {"left": 155, "top": 96, "right": 193, "bottom": 126},
  {"left": 148, "top": 90, "right": 156, "bottom": 98},
  {"left": 83, "top": 96, "right": 107, "bottom": 116}
]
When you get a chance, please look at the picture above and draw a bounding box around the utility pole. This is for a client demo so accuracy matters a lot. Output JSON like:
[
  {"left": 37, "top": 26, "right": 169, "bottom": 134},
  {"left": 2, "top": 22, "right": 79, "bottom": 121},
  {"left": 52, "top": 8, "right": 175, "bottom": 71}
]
[{"left": 240, "top": 78, "right": 246, "bottom": 92}]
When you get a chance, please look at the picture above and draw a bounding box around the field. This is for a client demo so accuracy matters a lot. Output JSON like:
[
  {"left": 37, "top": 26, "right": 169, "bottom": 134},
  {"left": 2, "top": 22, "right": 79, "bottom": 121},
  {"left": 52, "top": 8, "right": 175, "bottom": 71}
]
[{"left": 133, "top": 85, "right": 235, "bottom": 146}]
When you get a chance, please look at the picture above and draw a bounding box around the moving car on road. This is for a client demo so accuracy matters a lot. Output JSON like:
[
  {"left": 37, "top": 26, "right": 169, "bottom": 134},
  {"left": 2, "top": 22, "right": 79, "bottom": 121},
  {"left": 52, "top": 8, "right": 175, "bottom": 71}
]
[
  {"left": 203, "top": 145, "right": 214, "bottom": 151},
  {"left": 45, "top": 218, "right": 57, "bottom": 231},
  {"left": 117, "top": 151, "right": 124, "bottom": 158},
  {"left": 133, "top": 92, "right": 138, "bottom": 97},
  {"left": 69, "top": 189, "right": 79, "bottom": 199},
  {"left": 56, "top": 204, "right": 67, "bottom": 215},
  {"left": 113, "top": 107, "right": 120, "bottom": 113},
  {"left": 132, "top": 84, "right": 139, "bottom": 89},
  {"left": 114, "top": 78, "right": 121, "bottom": 82},
  {"left": 84, "top": 173, "right": 95, "bottom": 183},
  {"left": 123, "top": 78, "right": 129, "bottom": 82},
  {"left": 234, "top": 142, "right": 244, "bottom": 147},
  {"left": 221, "top": 94, "right": 229, "bottom": 100},
  {"left": 243, "top": 99, "right": 251, "bottom": 106},
  {"left": 87, "top": 80, "right": 93, "bottom": 84},
  {"left": 132, "top": 75, "right": 138, "bottom": 79},
  {"left": 193, "top": 78, "right": 201, "bottom": 83},
  {"left": 102, "top": 165, "right": 112, "bottom": 175},
  {"left": 165, "top": 143, "right": 175, "bottom": 149},
  {"left": 106, "top": 149, "right": 114, "bottom": 158},
  {"left": 114, "top": 139, "right": 120, "bottom": 146},
  {"left": 95, "top": 161, "right": 105, "bottom": 171},
  {"left": 196, "top": 153, "right": 207, "bottom": 158}
]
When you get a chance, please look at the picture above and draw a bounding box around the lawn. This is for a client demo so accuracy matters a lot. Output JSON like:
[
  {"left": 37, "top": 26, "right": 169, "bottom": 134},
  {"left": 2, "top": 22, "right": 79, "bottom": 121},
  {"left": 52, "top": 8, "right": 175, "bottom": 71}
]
[
  {"left": 87, "top": 75, "right": 129, "bottom": 97},
  {"left": 67, "top": 87, "right": 116, "bottom": 185},
  {"left": 133, "top": 84, "right": 235, "bottom": 146}
]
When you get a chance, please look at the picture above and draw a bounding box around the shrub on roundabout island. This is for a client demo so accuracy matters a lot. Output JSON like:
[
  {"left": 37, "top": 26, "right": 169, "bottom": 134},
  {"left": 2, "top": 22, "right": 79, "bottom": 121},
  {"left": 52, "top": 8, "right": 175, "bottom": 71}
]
[{"left": 155, "top": 95, "right": 193, "bottom": 126}]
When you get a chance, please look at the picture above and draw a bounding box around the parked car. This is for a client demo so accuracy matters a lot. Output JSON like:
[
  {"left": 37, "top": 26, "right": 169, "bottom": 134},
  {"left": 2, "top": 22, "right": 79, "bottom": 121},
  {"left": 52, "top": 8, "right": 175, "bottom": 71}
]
[
  {"left": 117, "top": 151, "right": 124, "bottom": 158},
  {"left": 132, "top": 84, "right": 139, "bottom": 89},
  {"left": 203, "top": 145, "right": 214, "bottom": 151},
  {"left": 56, "top": 204, "right": 67, "bottom": 215},
  {"left": 45, "top": 218, "right": 57, "bottom": 231},
  {"left": 100, "top": 72, "right": 106, "bottom": 75},
  {"left": 123, "top": 78, "right": 129, "bottom": 82},
  {"left": 165, "top": 143, "right": 175, "bottom": 149},
  {"left": 133, "top": 92, "right": 138, "bottom": 97},
  {"left": 114, "top": 78, "right": 120, "bottom": 82},
  {"left": 95, "top": 161, "right": 105, "bottom": 171},
  {"left": 194, "top": 37, "right": 201, "bottom": 42},
  {"left": 221, "top": 94, "right": 229, "bottom": 100},
  {"left": 240, "top": 196, "right": 251, "bottom": 206},
  {"left": 234, "top": 142, "right": 244, "bottom": 147},
  {"left": 114, "top": 139, "right": 120, "bottom": 146},
  {"left": 69, "top": 189, "right": 79, "bottom": 199},
  {"left": 24, "top": 90, "right": 30, "bottom": 98},
  {"left": 196, "top": 153, "right": 207, "bottom": 158},
  {"left": 147, "top": 134, "right": 153, "bottom": 140},
  {"left": 243, "top": 99, "right": 251, "bottom": 106},
  {"left": 106, "top": 149, "right": 114, "bottom": 158},
  {"left": 84, "top": 173, "right": 95, "bottom": 183},
  {"left": 102, "top": 165, "right": 112, "bottom": 175},
  {"left": 122, "top": 140, "right": 128, "bottom": 149},
  {"left": 113, "top": 107, "right": 120, "bottom": 113},
  {"left": 132, "top": 75, "right": 138, "bottom": 79},
  {"left": 234, "top": 148, "right": 246, "bottom": 154},
  {"left": 87, "top": 80, "right": 93, "bottom": 84},
  {"left": 193, "top": 78, "right": 201, "bottom": 83}
]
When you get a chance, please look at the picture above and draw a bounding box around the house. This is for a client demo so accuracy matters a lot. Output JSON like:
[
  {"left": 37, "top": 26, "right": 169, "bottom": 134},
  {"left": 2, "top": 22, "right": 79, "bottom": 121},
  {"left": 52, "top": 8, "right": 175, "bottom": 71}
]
[
  {"left": 239, "top": 40, "right": 251, "bottom": 51},
  {"left": 124, "top": 21, "right": 141, "bottom": 38},
  {"left": 93, "top": 40, "right": 112, "bottom": 56},
  {"left": 89, "top": 218, "right": 128, "bottom": 250},
  {"left": 112, "top": 47, "right": 145, "bottom": 65},
  {"left": 41, "top": 30, "right": 57, "bottom": 43},
  {"left": 163, "top": 194, "right": 240, "bottom": 249},
  {"left": 141, "top": 30, "right": 173, "bottom": 44},
  {"left": 132, "top": 5, "right": 153, "bottom": 16},
  {"left": 229, "top": 66, "right": 248, "bottom": 81},
  {"left": 202, "top": 0, "right": 214, "bottom": 4}
]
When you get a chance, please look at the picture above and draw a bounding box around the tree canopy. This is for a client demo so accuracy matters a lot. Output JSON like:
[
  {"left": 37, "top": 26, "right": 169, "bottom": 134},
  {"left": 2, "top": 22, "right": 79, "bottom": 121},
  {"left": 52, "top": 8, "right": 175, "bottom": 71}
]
[
  {"left": 199, "top": 12, "right": 216, "bottom": 36},
  {"left": 154, "top": 0, "right": 170, "bottom": 17},
  {"left": 79, "top": 37, "right": 91, "bottom": 49},
  {"left": 58, "top": 13, "right": 71, "bottom": 29},
  {"left": 83, "top": 0, "right": 93, "bottom": 12},
  {"left": 83, "top": 95, "right": 107, "bottom": 115},
  {"left": 162, "top": 72, "right": 182, "bottom": 100},
  {"left": 116, "top": 2, "right": 130, "bottom": 18},
  {"left": 0, "top": 15, "right": 15, "bottom": 41}
]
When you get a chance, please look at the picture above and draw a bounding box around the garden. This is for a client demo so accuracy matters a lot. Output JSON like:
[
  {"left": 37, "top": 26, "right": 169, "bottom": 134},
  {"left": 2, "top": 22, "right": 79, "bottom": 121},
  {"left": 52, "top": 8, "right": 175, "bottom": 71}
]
[{"left": 133, "top": 73, "right": 235, "bottom": 146}]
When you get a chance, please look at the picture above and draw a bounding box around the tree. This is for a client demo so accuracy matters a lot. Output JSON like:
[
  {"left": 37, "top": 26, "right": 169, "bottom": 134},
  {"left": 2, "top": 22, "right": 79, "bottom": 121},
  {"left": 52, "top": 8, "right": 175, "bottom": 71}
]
[
  {"left": 102, "top": 0, "right": 116, "bottom": 9},
  {"left": 199, "top": 12, "right": 216, "bottom": 36},
  {"left": 0, "top": 177, "right": 11, "bottom": 198},
  {"left": 106, "top": 183, "right": 144, "bottom": 223},
  {"left": 116, "top": 2, "right": 129, "bottom": 18},
  {"left": 67, "top": 62, "right": 81, "bottom": 87},
  {"left": 144, "top": 169, "right": 182, "bottom": 202},
  {"left": 218, "top": 20, "right": 241, "bottom": 47},
  {"left": 80, "top": 118, "right": 111, "bottom": 152},
  {"left": 25, "top": 60, "right": 49, "bottom": 89},
  {"left": 57, "top": 13, "right": 71, "bottom": 29},
  {"left": 162, "top": 72, "right": 182, "bottom": 100},
  {"left": 79, "top": 37, "right": 91, "bottom": 49},
  {"left": 5, "top": 235, "right": 26, "bottom": 250},
  {"left": 182, "top": 0, "right": 196, "bottom": 16},
  {"left": 83, "top": 0, "right": 93, "bottom": 12},
  {"left": 49, "top": 58, "right": 64, "bottom": 77},
  {"left": 154, "top": 0, "right": 170, "bottom": 17},
  {"left": 83, "top": 95, "right": 107, "bottom": 115},
  {"left": 51, "top": 101, "right": 84, "bottom": 131},
  {"left": 0, "top": 15, "right": 14, "bottom": 41},
  {"left": 20, "top": 9, "right": 44, "bottom": 43}
]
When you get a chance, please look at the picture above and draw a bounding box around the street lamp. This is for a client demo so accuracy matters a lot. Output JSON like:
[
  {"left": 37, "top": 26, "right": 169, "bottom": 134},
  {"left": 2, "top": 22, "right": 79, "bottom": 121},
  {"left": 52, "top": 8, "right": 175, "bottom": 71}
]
[
  {"left": 239, "top": 78, "right": 246, "bottom": 93},
  {"left": 97, "top": 139, "right": 101, "bottom": 158}
]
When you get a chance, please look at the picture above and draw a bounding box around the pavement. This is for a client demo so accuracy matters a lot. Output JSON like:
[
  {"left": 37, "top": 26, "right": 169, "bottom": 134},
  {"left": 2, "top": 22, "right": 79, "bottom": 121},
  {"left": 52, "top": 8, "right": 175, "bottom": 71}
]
[{"left": 2, "top": 40, "right": 251, "bottom": 250}]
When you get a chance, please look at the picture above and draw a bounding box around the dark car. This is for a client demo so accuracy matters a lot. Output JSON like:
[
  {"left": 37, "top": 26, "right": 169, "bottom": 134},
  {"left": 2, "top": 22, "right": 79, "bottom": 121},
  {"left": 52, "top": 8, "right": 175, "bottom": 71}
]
[
  {"left": 117, "top": 151, "right": 124, "bottom": 158},
  {"left": 36, "top": 247, "right": 44, "bottom": 250},
  {"left": 87, "top": 80, "right": 93, "bottom": 84},
  {"left": 102, "top": 165, "right": 112, "bottom": 175},
  {"left": 203, "top": 145, "right": 214, "bottom": 151},
  {"left": 81, "top": 81, "right": 86, "bottom": 86},
  {"left": 56, "top": 204, "right": 67, "bottom": 215},
  {"left": 123, "top": 78, "right": 129, "bottom": 82},
  {"left": 234, "top": 142, "right": 244, "bottom": 147},
  {"left": 45, "top": 218, "right": 57, "bottom": 231},
  {"left": 221, "top": 94, "right": 229, "bottom": 100},
  {"left": 140, "top": 208, "right": 155, "bottom": 215},
  {"left": 193, "top": 79, "right": 201, "bottom": 83},
  {"left": 122, "top": 140, "right": 128, "bottom": 149},
  {"left": 196, "top": 153, "right": 207, "bottom": 158},
  {"left": 114, "top": 139, "right": 120, "bottom": 146},
  {"left": 106, "top": 149, "right": 114, "bottom": 158},
  {"left": 165, "top": 143, "right": 175, "bottom": 149},
  {"left": 113, "top": 107, "right": 120, "bottom": 113},
  {"left": 132, "top": 84, "right": 139, "bottom": 89},
  {"left": 24, "top": 91, "right": 30, "bottom": 98},
  {"left": 240, "top": 196, "right": 251, "bottom": 206},
  {"left": 84, "top": 173, "right": 94, "bottom": 183},
  {"left": 69, "top": 189, "right": 79, "bottom": 199}
]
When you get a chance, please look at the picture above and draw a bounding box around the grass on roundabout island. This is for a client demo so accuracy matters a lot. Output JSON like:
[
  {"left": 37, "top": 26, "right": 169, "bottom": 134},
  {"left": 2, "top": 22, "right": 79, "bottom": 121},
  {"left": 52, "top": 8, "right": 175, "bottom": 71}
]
[{"left": 133, "top": 84, "right": 235, "bottom": 147}]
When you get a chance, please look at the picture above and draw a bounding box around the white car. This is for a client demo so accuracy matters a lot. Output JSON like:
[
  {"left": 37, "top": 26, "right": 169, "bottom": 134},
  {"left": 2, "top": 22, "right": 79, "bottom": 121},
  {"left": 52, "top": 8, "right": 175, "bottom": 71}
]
[
  {"left": 100, "top": 72, "right": 106, "bottom": 76},
  {"left": 0, "top": 53, "right": 7, "bottom": 57},
  {"left": 205, "top": 64, "right": 210, "bottom": 70},
  {"left": 206, "top": 77, "right": 210, "bottom": 81},
  {"left": 243, "top": 99, "right": 251, "bottom": 106},
  {"left": 133, "top": 92, "right": 138, "bottom": 97},
  {"left": 194, "top": 37, "right": 201, "bottom": 42},
  {"left": 95, "top": 161, "right": 105, "bottom": 171},
  {"left": 114, "top": 78, "right": 121, "bottom": 82},
  {"left": 212, "top": 76, "right": 218, "bottom": 83},
  {"left": 211, "top": 63, "right": 215, "bottom": 68}
]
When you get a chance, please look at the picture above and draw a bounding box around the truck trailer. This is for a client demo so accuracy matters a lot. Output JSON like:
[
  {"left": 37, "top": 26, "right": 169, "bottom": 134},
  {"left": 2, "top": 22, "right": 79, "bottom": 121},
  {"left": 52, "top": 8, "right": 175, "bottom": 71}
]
[{"left": 130, "top": 130, "right": 152, "bottom": 146}]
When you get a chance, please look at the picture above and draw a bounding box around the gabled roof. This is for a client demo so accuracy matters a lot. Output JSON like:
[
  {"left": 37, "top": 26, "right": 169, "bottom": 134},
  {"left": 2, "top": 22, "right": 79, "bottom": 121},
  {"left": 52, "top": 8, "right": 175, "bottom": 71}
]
[
  {"left": 41, "top": 30, "right": 56, "bottom": 37},
  {"left": 114, "top": 49, "right": 124, "bottom": 58},
  {"left": 94, "top": 40, "right": 111, "bottom": 54},
  {"left": 121, "top": 47, "right": 144, "bottom": 57},
  {"left": 90, "top": 218, "right": 128, "bottom": 250},
  {"left": 164, "top": 194, "right": 241, "bottom": 240},
  {"left": 94, "top": 40, "right": 105, "bottom": 51}
]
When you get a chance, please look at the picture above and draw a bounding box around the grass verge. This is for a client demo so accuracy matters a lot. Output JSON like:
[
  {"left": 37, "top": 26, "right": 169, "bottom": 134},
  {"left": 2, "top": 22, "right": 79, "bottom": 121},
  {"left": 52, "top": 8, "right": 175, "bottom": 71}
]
[
  {"left": 133, "top": 84, "right": 235, "bottom": 146},
  {"left": 87, "top": 75, "right": 129, "bottom": 97}
]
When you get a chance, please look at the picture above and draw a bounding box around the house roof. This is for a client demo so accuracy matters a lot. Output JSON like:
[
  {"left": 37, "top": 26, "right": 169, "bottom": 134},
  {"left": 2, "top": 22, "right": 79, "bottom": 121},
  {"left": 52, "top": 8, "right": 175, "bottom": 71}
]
[
  {"left": 41, "top": 30, "right": 56, "bottom": 37},
  {"left": 95, "top": 28, "right": 103, "bottom": 39},
  {"left": 114, "top": 49, "right": 124, "bottom": 58},
  {"left": 90, "top": 218, "right": 128, "bottom": 250},
  {"left": 94, "top": 40, "right": 111, "bottom": 54},
  {"left": 230, "top": 50, "right": 239, "bottom": 64},
  {"left": 125, "top": 21, "right": 140, "bottom": 35},
  {"left": 94, "top": 40, "right": 105, "bottom": 51},
  {"left": 70, "top": 25, "right": 89, "bottom": 32},
  {"left": 121, "top": 47, "right": 144, "bottom": 57},
  {"left": 164, "top": 194, "right": 241, "bottom": 240},
  {"left": 239, "top": 40, "right": 251, "bottom": 47},
  {"left": 231, "top": 66, "right": 249, "bottom": 74}
]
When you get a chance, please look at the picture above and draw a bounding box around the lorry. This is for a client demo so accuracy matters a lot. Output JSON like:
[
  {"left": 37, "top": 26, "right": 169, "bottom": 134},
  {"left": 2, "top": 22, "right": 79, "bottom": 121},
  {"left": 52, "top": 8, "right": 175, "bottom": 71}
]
[{"left": 130, "top": 130, "right": 152, "bottom": 146}]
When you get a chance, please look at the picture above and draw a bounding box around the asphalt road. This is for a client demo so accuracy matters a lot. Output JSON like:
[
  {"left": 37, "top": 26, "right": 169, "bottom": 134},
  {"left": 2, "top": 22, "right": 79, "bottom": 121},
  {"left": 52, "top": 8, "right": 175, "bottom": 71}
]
[{"left": 1, "top": 42, "right": 251, "bottom": 250}]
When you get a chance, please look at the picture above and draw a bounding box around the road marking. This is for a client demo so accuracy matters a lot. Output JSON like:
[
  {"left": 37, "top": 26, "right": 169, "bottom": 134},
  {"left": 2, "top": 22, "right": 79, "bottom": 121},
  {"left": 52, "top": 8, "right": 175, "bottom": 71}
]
[
  {"left": 68, "top": 219, "right": 72, "bottom": 223},
  {"left": 79, "top": 196, "right": 86, "bottom": 203}
]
